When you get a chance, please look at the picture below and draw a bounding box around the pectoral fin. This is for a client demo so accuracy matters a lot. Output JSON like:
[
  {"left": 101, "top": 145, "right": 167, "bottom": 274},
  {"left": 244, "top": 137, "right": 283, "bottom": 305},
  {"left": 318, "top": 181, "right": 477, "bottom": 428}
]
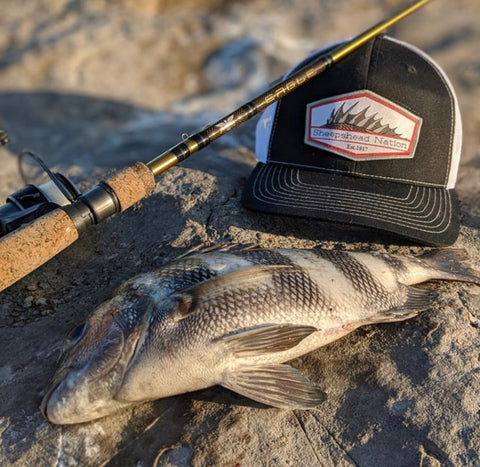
[
  {"left": 216, "top": 324, "right": 317, "bottom": 357},
  {"left": 222, "top": 364, "right": 326, "bottom": 409}
]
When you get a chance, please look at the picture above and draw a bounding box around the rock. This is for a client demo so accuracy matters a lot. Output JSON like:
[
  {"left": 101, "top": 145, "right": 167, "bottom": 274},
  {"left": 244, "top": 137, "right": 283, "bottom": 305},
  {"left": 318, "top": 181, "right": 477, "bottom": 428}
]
[
  {"left": 22, "top": 296, "right": 34, "bottom": 308},
  {"left": 1, "top": 0, "right": 480, "bottom": 466}
]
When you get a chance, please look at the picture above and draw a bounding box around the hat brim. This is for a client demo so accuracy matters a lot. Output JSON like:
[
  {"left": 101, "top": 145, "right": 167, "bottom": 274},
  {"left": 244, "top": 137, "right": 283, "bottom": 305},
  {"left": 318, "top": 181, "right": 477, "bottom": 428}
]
[{"left": 242, "top": 163, "right": 460, "bottom": 246}]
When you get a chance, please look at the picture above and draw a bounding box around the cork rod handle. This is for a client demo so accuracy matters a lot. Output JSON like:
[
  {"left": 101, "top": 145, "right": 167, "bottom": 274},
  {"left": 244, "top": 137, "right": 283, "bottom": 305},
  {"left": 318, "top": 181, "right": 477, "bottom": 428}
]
[
  {"left": 104, "top": 162, "right": 156, "bottom": 212},
  {"left": 0, "top": 209, "right": 79, "bottom": 291}
]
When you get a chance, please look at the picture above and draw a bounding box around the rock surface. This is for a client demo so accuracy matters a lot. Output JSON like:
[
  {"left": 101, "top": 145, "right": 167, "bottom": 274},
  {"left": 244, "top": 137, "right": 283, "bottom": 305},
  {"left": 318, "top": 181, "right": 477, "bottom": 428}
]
[{"left": 1, "top": 0, "right": 480, "bottom": 466}]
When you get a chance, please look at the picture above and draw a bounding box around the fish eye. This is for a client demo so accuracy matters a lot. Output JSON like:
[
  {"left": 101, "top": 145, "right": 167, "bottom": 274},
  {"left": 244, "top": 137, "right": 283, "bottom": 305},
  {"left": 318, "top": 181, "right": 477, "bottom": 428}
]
[{"left": 68, "top": 322, "right": 88, "bottom": 345}]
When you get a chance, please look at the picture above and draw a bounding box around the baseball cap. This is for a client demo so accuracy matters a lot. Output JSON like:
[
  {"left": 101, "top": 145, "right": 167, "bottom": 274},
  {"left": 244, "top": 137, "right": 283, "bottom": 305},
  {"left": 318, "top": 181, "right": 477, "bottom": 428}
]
[{"left": 241, "top": 35, "right": 462, "bottom": 246}]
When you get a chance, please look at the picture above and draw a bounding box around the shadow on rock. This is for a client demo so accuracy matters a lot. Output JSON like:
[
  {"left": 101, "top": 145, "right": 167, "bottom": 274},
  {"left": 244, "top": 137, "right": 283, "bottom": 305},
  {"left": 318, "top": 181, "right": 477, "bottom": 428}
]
[
  {"left": 219, "top": 206, "right": 418, "bottom": 247},
  {"left": 0, "top": 91, "right": 228, "bottom": 174}
]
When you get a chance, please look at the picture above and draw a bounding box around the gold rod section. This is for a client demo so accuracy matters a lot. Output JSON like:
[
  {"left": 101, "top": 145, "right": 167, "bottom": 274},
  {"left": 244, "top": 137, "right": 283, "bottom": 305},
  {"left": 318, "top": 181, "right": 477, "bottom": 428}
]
[
  {"left": 148, "top": 152, "right": 178, "bottom": 177},
  {"left": 147, "top": 0, "right": 433, "bottom": 178},
  {"left": 330, "top": 0, "right": 433, "bottom": 63}
]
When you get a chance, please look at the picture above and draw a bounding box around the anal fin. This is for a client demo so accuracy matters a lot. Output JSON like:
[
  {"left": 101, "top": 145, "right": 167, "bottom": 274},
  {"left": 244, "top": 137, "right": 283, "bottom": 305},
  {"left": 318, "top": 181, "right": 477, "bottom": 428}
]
[
  {"left": 222, "top": 364, "right": 326, "bottom": 409},
  {"left": 378, "top": 286, "right": 439, "bottom": 323}
]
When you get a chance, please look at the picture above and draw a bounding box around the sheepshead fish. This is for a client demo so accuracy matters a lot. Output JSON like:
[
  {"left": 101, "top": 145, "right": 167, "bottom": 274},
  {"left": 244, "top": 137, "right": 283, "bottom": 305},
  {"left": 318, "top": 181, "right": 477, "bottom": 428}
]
[{"left": 41, "top": 245, "right": 480, "bottom": 424}]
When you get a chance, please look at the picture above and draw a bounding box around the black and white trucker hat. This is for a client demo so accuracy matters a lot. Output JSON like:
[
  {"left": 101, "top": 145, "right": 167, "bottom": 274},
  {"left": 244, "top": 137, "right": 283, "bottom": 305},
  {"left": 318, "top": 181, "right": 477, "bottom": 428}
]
[{"left": 242, "top": 35, "right": 462, "bottom": 246}]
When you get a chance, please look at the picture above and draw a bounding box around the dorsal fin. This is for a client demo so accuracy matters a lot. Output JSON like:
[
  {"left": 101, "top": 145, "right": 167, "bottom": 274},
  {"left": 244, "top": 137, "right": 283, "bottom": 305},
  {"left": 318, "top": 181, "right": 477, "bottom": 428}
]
[{"left": 176, "top": 242, "right": 259, "bottom": 260}]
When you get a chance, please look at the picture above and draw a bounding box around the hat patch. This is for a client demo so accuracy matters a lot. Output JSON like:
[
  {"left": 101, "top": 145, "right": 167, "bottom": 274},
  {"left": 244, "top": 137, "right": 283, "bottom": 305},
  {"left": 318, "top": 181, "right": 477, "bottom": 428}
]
[{"left": 305, "top": 90, "right": 422, "bottom": 161}]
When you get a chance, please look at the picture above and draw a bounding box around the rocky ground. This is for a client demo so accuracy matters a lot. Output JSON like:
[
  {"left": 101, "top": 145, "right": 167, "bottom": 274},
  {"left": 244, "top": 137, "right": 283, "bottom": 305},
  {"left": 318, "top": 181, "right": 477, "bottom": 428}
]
[{"left": 0, "top": 0, "right": 479, "bottom": 465}]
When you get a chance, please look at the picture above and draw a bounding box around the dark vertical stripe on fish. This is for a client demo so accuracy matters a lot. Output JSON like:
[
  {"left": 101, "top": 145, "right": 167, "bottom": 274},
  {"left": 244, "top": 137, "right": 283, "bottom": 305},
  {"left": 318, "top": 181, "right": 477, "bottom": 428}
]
[
  {"left": 379, "top": 254, "right": 408, "bottom": 274},
  {"left": 314, "top": 250, "right": 394, "bottom": 309}
]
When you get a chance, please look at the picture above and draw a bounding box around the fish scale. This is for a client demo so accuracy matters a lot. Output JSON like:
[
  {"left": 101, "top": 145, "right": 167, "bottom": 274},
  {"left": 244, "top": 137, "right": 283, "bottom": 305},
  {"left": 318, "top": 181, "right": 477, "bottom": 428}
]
[
  {"left": 41, "top": 245, "right": 480, "bottom": 424},
  {"left": 154, "top": 263, "right": 217, "bottom": 288},
  {"left": 231, "top": 249, "right": 296, "bottom": 266},
  {"left": 194, "top": 283, "right": 272, "bottom": 337},
  {"left": 271, "top": 268, "right": 328, "bottom": 318}
]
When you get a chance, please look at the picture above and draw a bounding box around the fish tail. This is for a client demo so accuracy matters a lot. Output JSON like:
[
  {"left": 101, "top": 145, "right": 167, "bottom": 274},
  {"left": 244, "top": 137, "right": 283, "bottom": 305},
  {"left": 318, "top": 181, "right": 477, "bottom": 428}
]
[{"left": 419, "top": 249, "right": 480, "bottom": 285}]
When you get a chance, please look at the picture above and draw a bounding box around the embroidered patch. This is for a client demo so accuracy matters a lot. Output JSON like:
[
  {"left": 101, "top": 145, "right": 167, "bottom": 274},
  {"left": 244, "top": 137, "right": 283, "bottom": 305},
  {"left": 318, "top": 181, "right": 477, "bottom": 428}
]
[{"left": 304, "top": 90, "right": 422, "bottom": 161}]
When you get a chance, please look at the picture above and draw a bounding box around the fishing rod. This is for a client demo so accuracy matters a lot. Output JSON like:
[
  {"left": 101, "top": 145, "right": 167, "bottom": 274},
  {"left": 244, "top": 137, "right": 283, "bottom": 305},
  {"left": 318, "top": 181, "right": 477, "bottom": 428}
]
[{"left": 0, "top": 0, "right": 433, "bottom": 292}]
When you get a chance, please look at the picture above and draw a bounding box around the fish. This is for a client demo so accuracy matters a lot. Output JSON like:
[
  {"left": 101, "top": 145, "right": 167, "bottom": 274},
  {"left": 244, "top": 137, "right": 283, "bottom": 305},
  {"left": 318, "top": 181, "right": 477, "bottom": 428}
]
[{"left": 41, "top": 245, "right": 480, "bottom": 424}]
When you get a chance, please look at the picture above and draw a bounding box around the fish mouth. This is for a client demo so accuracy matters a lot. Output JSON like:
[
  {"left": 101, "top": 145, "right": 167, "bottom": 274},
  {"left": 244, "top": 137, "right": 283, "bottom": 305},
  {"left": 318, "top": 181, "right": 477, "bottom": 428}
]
[
  {"left": 40, "top": 366, "right": 83, "bottom": 424},
  {"left": 40, "top": 296, "right": 153, "bottom": 424},
  {"left": 40, "top": 380, "right": 61, "bottom": 422},
  {"left": 41, "top": 376, "right": 135, "bottom": 425},
  {"left": 41, "top": 320, "right": 147, "bottom": 424},
  {"left": 40, "top": 357, "right": 134, "bottom": 425}
]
